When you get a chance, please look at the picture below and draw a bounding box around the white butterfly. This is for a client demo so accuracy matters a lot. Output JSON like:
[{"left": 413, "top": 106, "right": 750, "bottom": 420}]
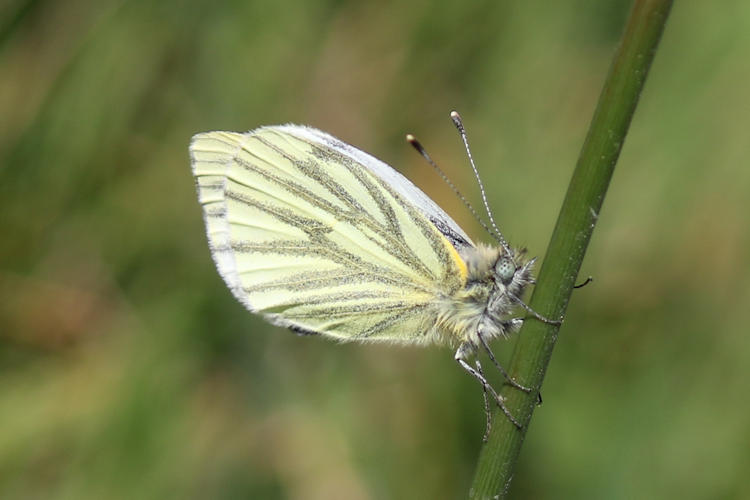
[{"left": 190, "top": 113, "right": 557, "bottom": 430}]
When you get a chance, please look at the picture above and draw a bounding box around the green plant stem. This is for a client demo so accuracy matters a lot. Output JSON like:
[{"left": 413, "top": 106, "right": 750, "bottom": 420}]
[{"left": 469, "top": 0, "right": 673, "bottom": 498}]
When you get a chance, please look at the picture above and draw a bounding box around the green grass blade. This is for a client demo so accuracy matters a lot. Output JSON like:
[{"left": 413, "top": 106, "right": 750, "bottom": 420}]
[{"left": 469, "top": 1, "right": 674, "bottom": 497}]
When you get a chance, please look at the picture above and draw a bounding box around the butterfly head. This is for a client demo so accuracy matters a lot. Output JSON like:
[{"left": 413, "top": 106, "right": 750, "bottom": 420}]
[
  {"left": 494, "top": 255, "right": 516, "bottom": 284},
  {"left": 461, "top": 244, "right": 534, "bottom": 297},
  {"left": 492, "top": 248, "right": 534, "bottom": 298}
]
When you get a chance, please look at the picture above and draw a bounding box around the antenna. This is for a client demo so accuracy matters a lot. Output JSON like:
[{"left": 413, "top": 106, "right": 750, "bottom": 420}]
[
  {"left": 406, "top": 134, "right": 496, "bottom": 239},
  {"left": 450, "top": 111, "right": 511, "bottom": 255}
]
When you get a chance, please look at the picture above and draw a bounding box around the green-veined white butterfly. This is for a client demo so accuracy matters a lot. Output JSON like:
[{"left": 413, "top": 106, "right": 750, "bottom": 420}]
[{"left": 189, "top": 112, "right": 558, "bottom": 431}]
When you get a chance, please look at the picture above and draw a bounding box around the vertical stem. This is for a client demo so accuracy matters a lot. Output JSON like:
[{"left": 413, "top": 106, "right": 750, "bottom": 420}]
[{"left": 469, "top": 1, "right": 673, "bottom": 498}]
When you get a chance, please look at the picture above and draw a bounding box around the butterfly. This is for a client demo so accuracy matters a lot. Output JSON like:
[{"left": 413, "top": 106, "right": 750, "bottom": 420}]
[{"left": 189, "top": 112, "right": 559, "bottom": 433}]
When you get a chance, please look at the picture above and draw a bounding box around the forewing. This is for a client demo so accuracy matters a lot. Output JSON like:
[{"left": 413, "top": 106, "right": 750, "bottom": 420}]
[
  {"left": 190, "top": 126, "right": 467, "bottom": 343},
  {"left": 283, "top": 125, "right": 475, "bottom": 251}
]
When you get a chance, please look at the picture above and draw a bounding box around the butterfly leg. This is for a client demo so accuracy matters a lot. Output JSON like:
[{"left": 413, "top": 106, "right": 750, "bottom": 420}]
[
  {"left": 476, "top": 360, "right": 492, "bottom": 442},
  {"left": 510, "top": 295, "right": 563, "bottom": 325},
  {"left": 455, "top": 347, "right": 522, "bottom": 430},
  {"left": 495, "top": 318, "right": 545, "bottom": 405},
  {"left": 477, "top": 329, "right": 532, "bottom": 393}
]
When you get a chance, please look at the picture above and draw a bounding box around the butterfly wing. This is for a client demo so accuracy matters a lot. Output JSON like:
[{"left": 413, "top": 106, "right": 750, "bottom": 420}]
[
  {"left": 190, "top": 125, "right": 468, "bottom": 344},
  {"left": 282, "top": 126, "right": 475, "bottom": 252}
]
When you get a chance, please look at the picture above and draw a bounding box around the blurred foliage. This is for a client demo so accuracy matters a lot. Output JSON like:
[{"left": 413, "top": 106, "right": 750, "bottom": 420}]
[{"left": 1, "top": 0, "right": 749, "bottom": 498}]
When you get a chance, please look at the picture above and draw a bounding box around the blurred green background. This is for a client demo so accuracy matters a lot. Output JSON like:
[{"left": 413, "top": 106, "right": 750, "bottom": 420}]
[{"left": 1, "top": 1, "right": 749, "bottom": 498}]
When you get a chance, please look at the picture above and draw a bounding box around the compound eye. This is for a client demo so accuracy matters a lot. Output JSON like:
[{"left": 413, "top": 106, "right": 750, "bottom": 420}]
[{"left": 495, "top": 257, "right": 515, "bottom": 284}]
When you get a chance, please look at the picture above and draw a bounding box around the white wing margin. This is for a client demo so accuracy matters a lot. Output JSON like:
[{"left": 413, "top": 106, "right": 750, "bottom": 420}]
[{"left": 189, "top": 126, "right": 468, "bottom": 344}]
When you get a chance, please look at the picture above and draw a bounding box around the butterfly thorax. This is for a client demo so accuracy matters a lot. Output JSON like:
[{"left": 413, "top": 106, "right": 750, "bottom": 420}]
[{"left": 434, "top": 243, "right": 534, "bottom": 352}]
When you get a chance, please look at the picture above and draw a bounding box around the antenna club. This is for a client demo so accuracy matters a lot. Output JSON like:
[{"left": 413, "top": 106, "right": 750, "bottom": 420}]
[
  {"left": 406, "top": 134, "right": 427, "bottom": 156},
  {"left": 450, "top": 111, "right": 465, "bottom": 132}
]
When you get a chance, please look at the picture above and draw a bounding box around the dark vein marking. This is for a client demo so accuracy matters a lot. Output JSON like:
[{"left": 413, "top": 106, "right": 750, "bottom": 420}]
[
  {"left": 251, "top": 134, "right": 434, "bottom": 280},
  {"left": 356, "top": 304, "right": 430, "bottom": 338}
]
